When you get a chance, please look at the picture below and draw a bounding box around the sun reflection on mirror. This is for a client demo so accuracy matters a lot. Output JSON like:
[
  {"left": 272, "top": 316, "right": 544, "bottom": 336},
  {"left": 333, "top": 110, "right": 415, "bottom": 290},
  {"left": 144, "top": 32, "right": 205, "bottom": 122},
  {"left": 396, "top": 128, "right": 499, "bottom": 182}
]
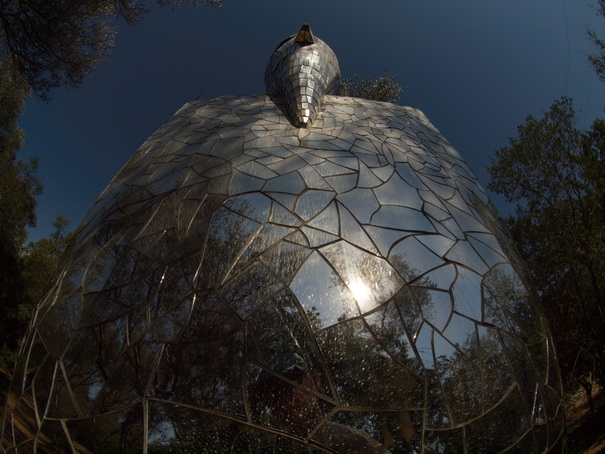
[{"left": 348, "top": 278, "right": 373, "bottom": 312}]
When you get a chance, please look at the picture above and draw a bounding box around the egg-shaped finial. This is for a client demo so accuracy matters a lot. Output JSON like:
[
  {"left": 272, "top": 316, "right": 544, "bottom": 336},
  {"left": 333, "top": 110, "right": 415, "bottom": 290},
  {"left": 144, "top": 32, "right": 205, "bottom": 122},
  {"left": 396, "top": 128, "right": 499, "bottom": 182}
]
[{"left": 265, "top": 24, "right": 341, "bottom": 128}]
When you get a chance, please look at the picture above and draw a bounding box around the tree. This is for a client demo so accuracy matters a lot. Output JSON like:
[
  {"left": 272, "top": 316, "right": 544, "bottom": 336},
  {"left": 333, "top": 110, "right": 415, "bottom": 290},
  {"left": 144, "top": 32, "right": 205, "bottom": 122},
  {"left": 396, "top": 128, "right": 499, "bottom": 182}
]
[
  {"left": 588, "top": 0, "right": 605, "bottom": 83},
  {"left": 339, "top": 73, "right": 403, "bottom": 103},
  {"left": 0, "top": 57, "right": 41, "bottom": 368},
  {"left": 0, "top": 0, "right": 222, "bottom": 99},
  {"left": 487, "top": 97, "right": 605, "bottom": 406},
  {"left": 20, "top": 216, "right": 74, "bottom": 319},
  {"left": 0, "top": 0, "right": 224, "bottom": 368}
]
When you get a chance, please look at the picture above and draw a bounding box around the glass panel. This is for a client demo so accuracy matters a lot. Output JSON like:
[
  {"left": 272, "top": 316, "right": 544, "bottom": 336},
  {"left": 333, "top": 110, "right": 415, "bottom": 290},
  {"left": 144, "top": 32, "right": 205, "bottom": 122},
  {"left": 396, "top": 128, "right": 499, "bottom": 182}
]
[
  {"left": 61, "top": 327, "right": 119, "bottom": 414},
  {"left": 235, "top": 160, "right": 278, "bottom": 179},
  {"left": 44, "top": 364, "right": 80, "bottom": 419},
  {"left": 313, "top": 160, "right": 352, "bottom": 177},
  {"left": 258, "top": 241, "right": 311, "bottom": 283},
  {"left": 441, "top": 313, "right": 477, "bottom": 351},
  {"left": 326, "top": 157, "right": 359, "bottom": 170},
  {"left": 465, "top": 388, "right": 530, "bottom": 453},
  {"left": 266, "top": 191, "right": 297, "bottom": 210},
  {"left": 199, "top": 208, "right": 260, "bottom": 286},
  {"left": 152, "top": 332, "right": 245, "bottom": 417},
  {"left": 414, "top": 322, "right": 434, "bottom": 370},
  {"left": 419, "top": 176, "right": 455, "bottom": 200},
  {"left": 68, "top": 404, "right": 144, "bottom": 452},
  {"left": 423, "top": 201, "right": 451, "bottom": 223},
  {"left": 389, "top": 236, "right": 444, "bottom": 282},
  {"left": 373, "top": 175, "right": 422, "bottom": 209},
  {"left": 468, "top": 235, "right": 506, "bottom": 268},
  {"left": 263, "top": 171, "right": 306, "bottom": 193},
  {"left": 38, "top": 293, "right": 81, "bottom": 359},
  {"left": 320, "top": 241, "right": 404, "bottom": 314},
  {"left": 467, "top": 232, "right": 505, "bottom": 255},
  {"left": 364, "top": 301, "right": 425, "bottom": 377},
  {"left": 307, "top": 201, "right": 339, "bottom": 234},
  {"left": 448, "top": 204, "right": 490, "bottom": 234},
  {"left": 314, "top": 410, "right": 422, "bottom": 453},
  {"left": 393, "top": 286, "right": 424, "bottom": 341},
  {"left": 324, "top": 173, "right": 358, "bottom": 192},
  {"left": 294, "top": 190, "right": 335, "bottom": 221},
  {"left": 300, "top": 226, "right": 339, "bottom": 248},
  {"left": 363, "top": 226, "right": 410, "bottom": 257},
  {"left": 434, "top": 331, "right": 483, "bottom": 424},
  {"left": 424, "top": 428, "right": 464, "bottom": 452},
  {"left": 233, "top": 223, "right": 295, "bottom": 273},
  {"left": 284, "top": 229, "right": 309, "bottom": 247},
  {"left": 82, "top": 247, "right": 119, "bottom": 294},
  {"left": 229, "top": 170, "right": 265, "bottom": 194},
  {"left": 357, "top": 161, "right": 382, "bottom": 188},
  {"left": 37, "top": 420, "right": 74, "bottom": 452},
  {"left": 338, "top": 204, "right": 379, "bottom": 254},
  {"left": 370, "top": 164, "right": 395, "bottom": 182},
  {"left": 476, "top": 325, "right": 514, "bottom": 410},
  {"left": 266, "top": 154, "right": 307, "bottom": 175},
  {"left": 181, "top": 292, "right": 241, "bottom": 343},
  {"left": 394, "top": 162, "right": 426, "bottom": 189},
  {"left": 422, "top": 289, "right": 452, "bottom": 332},
  {"left": 425, "top": 372, "right": 451, "bottom": 428},
  {"left": 421, "top": 264, "right": 456, "bottom": 291},
  {"left": 247, "top": 291, "right": 329, "bottom": 390},
  {"left": 372, "top": 206, "right": 435, "bottom": 232},
  {"left": 290, "top": 252, "right": 357, "bottom": 329},
  {"left": 296, "top": 165, "right": 332, "bottom": 190},
  {"left": 316, "top": 319, "right": 421, "bottom": 408},
  {"left": 452, "top": 266, "right": 483, "bottom": 321},
  {"left": 93, "top": 343, "right": 162, "bottom": 414},
  {"left": 415, "top": 234, "right": 455, "bottom": 259},
  {"left": 437, "top": 217, "right": 464, "bottom": 240},
  {"left": 336, "top": 187, "right": 379, "bottom": 224},
  {"left": 219, "top": 262, "right": 284, "bottom": 318},
  {"left": 269, "top": 202, "right": 302, "bottom": 227},
  {"left": 224, "top": 192, "right": 272, "bottom": 223},
  {"left": 144, "top": 298, "right": 192, "bottom": 342},
  {"left": 445, "top": 240, "right": 489, "bottom": 276},
  {"left": 482, "top": 286, "right": 525, "bottom": 337},
  {"left": 246, "top": 294, "right": 333, "bottom": 436}
]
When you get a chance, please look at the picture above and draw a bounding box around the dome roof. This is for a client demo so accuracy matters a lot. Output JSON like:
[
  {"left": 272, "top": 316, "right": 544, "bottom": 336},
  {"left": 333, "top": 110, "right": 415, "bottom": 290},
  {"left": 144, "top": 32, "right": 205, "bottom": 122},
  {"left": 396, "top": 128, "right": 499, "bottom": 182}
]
[{"left": 3, "top": 27, "right": 562, "bottom": 454}]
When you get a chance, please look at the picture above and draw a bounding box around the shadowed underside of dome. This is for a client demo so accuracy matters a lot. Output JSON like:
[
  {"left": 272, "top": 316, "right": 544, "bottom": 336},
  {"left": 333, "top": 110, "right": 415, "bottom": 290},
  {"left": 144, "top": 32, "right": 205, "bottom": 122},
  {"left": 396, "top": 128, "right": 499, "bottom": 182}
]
[{"left": 2, "top": 27, "right": 563, "bottom": 454}]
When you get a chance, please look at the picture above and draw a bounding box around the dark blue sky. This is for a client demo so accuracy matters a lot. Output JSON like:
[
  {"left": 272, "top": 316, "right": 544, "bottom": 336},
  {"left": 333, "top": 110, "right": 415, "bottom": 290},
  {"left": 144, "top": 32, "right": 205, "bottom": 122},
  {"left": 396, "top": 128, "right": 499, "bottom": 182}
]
[{"left": 19, "top": 0, "right": 605, "bottom": 242}]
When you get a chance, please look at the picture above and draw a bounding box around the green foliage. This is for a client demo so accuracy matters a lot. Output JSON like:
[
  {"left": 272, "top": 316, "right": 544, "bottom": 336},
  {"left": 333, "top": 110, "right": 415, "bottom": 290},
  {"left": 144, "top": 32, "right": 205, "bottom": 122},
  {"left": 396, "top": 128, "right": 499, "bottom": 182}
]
[
  {"left": 588, "top": 0, "right": 605, "bottom": 83},
  {"left": 0, "top": 0, "right": 224, "bottom": 369},
  {"left": 487, "top": 97, "right": 605, "bottom": 395},
  {"left": 0, "top": 60, "right": 72, "bottom": 365},
  {"left": 0, "top": 58, "right": 41, "bottom": 368},
  {"left": 0, "top": 0, "right": 222, "bottom": 99},
  {"left": 20, "top": 216, "right": 74, "bottom": 320},
  {"left": 339, "top": 73, "right": 403, "bottom": 103}
]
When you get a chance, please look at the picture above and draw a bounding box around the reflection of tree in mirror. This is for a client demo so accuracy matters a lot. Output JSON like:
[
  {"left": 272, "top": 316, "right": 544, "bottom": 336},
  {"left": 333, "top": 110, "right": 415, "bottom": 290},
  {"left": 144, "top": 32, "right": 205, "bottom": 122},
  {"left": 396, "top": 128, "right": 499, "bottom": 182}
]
[{"left": 306, "top": 248, "right": 436, "bottom": 451}]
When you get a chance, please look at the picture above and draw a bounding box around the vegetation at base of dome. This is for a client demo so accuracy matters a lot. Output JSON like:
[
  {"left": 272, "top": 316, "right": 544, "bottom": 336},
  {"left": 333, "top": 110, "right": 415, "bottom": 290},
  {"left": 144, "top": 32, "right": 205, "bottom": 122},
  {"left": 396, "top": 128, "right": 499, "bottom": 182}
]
[{"left": 339, "top": 73, "right": 403, "bottom": 103}]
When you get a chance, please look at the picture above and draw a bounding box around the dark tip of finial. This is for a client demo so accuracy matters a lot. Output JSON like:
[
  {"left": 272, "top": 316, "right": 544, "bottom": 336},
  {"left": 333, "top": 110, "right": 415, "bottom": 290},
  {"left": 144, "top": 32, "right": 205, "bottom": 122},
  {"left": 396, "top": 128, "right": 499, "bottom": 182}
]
[{"left": 294, "top": 24, "right": 314, "bottom": 45}]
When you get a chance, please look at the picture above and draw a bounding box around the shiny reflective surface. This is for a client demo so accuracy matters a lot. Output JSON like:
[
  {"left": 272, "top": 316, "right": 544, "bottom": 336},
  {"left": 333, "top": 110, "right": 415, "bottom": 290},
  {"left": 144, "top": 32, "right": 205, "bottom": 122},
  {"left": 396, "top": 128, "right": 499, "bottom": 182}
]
[
  {"left": 3, "top": 29, "right": 562, "bottom": 453},
  {"left": 265, "top": 24, "right": 340, "bottom": 128}
]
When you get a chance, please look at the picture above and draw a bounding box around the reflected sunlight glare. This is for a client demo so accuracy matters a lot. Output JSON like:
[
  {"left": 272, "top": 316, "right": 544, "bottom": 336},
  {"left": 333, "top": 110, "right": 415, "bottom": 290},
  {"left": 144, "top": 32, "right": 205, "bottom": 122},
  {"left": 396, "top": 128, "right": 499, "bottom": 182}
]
[{"left": 348, "top": 278, "right": 373, "bottom": 312}]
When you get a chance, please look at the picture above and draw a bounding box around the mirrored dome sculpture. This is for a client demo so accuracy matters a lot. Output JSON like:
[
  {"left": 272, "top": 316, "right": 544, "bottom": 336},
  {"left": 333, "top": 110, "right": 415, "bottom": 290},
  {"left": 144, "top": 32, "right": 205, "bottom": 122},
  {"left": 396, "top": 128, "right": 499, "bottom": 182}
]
[{"left": 3, "top": 25, "right": 563, "bottom": 453}]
